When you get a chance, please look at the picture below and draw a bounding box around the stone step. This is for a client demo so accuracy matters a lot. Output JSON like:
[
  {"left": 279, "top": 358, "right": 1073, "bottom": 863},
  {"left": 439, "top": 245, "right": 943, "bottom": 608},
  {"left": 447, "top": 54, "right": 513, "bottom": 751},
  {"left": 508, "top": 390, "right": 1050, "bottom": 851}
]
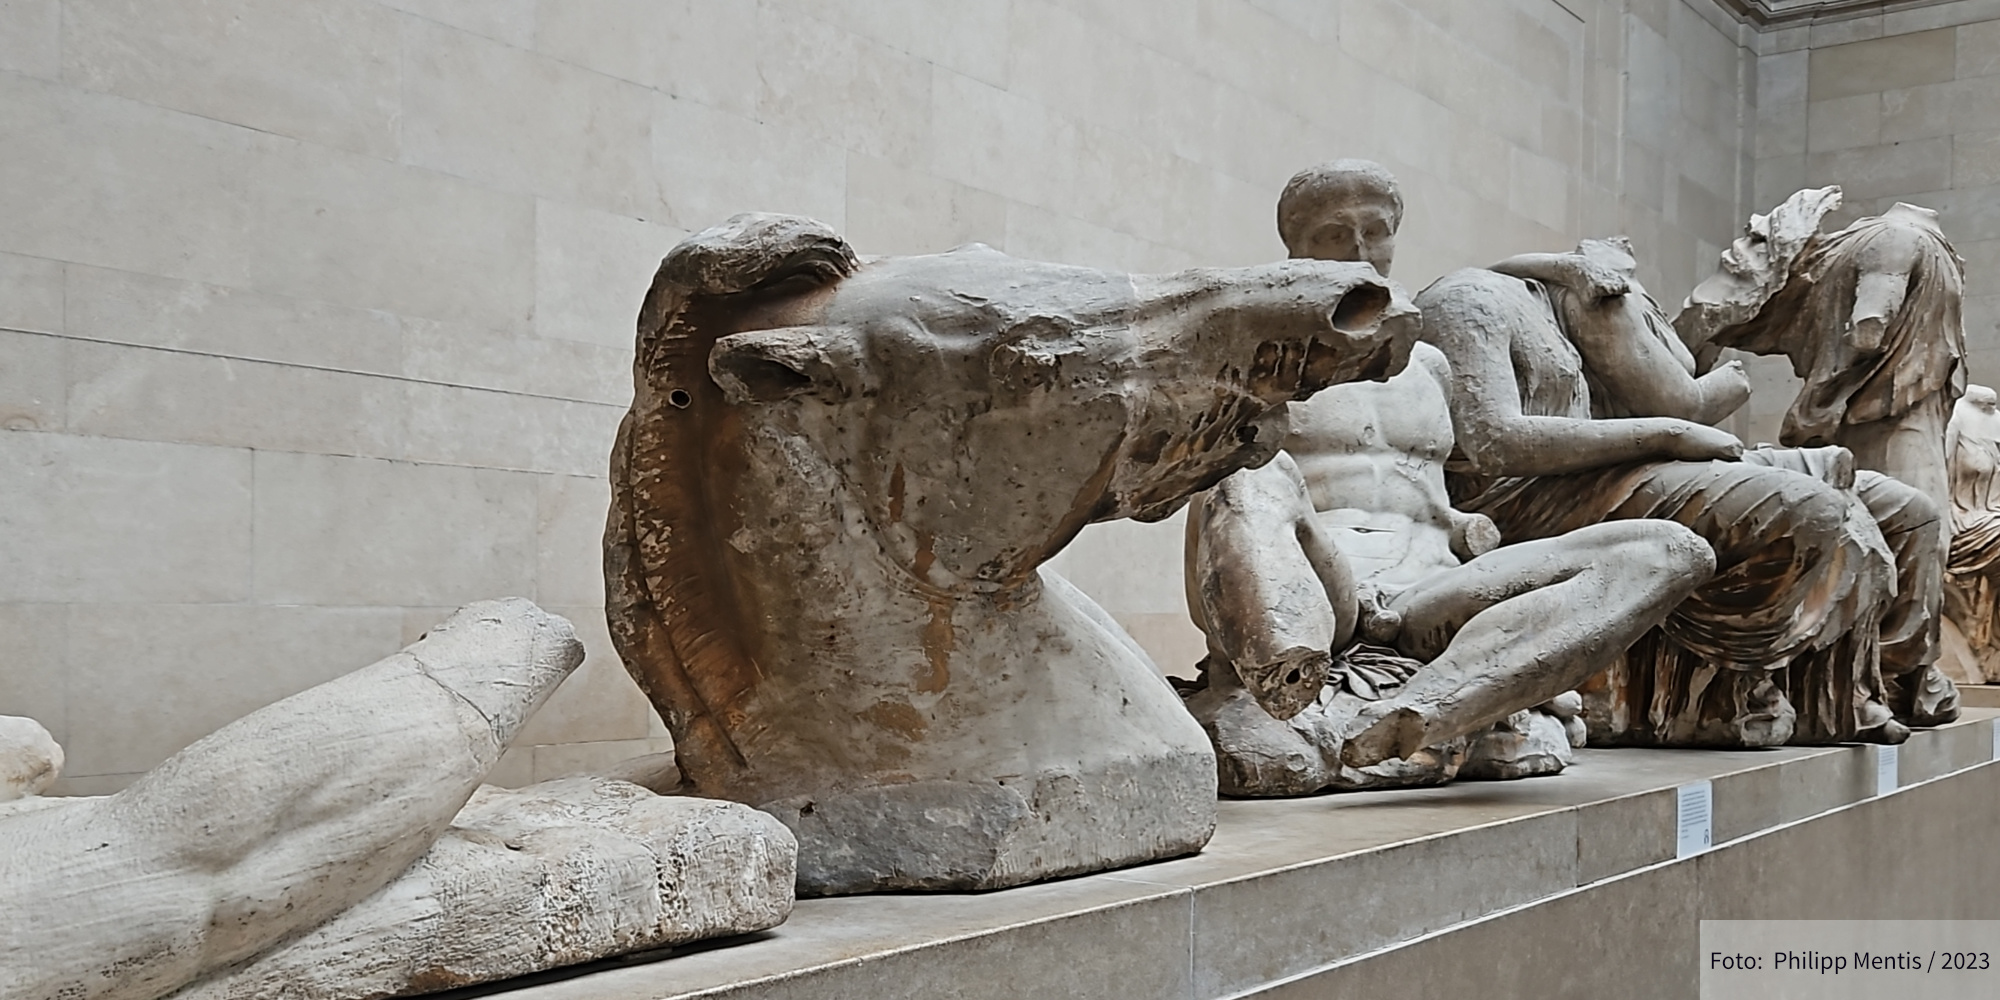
[{"left": 456, "top": 711, "right": 2000, "bottom": 1000}]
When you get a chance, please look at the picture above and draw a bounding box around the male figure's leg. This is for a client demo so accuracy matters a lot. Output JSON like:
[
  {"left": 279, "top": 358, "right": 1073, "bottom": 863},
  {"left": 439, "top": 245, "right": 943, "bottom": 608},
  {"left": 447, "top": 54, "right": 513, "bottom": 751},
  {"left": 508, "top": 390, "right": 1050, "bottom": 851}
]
[
  {"left": 1341, "top": 519, "right": 1714, "bottom": 766},
  {"left": 1462, "top": 459, "right": 1881, "bottom": 745},
  {"left": 1185, "top": 456, "right": 1352, "bottom": 721}
]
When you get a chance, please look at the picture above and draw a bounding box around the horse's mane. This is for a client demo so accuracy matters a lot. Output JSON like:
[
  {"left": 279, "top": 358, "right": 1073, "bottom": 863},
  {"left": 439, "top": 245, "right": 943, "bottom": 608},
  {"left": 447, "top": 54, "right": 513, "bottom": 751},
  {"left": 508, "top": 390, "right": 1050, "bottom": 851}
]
[{"left": 605, "top": 214, "right": 857, "bottom": 784}]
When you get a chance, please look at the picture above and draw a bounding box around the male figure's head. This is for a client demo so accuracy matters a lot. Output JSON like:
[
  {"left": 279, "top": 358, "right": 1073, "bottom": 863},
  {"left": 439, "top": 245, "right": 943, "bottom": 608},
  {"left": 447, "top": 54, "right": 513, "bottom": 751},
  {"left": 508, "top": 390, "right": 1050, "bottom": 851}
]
[{"left": 1277, "top": 159, "right": 1403, "bottom": 276}]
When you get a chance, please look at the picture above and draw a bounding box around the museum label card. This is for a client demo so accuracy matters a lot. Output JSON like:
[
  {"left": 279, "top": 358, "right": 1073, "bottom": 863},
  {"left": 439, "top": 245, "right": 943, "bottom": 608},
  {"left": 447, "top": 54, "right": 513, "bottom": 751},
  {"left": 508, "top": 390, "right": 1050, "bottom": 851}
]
[
  {"left": 1677, "top": 779, "right": 1713, "bottom": 858},
  {"left": 1876, "top": 744, "right": 1899, "bottom": 797}
]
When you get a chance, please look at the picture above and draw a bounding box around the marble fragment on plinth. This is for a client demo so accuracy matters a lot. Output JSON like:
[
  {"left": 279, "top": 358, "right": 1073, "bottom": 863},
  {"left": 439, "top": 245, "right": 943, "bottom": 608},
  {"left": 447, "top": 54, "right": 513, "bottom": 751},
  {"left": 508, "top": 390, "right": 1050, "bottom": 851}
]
[
  {"left": 0, "top": 715, "right": 61, "bottom": 801},
  {"left": 172, "top": 776, "right": 797, "bottom": 1000}
]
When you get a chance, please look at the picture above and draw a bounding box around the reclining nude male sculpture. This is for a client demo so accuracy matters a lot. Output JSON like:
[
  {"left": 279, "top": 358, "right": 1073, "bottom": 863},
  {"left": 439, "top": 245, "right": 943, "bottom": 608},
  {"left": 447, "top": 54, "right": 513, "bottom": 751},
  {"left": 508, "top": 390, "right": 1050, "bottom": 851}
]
[
  {"left": 0, "top": 600, "right": 796, "bottom": 1000},
  {"left": 605, "top": 213, "right": 1415, "bottom": 894},
  {"left": 1420, "top": 183, "right": 1949, "bottom": 746},
  {"left": 1181, "top": 161, "right": 1715, "bottom": 794}
]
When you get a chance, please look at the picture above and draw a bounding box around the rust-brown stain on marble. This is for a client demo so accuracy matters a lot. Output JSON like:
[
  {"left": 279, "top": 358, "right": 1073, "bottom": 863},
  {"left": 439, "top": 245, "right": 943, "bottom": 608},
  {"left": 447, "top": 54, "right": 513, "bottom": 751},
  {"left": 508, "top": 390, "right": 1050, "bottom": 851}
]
[
  {"left": 913, "top": 530, "right": 952, "bottom": 695},
  {"left": 859, "top": 699, "right": 928, "bottom": 742},
  {"left": 888, "top": 462, "right": 906, "bottom": 522},
  {"left": 608, "top": 232, "right": 861, "bottom": 783}
]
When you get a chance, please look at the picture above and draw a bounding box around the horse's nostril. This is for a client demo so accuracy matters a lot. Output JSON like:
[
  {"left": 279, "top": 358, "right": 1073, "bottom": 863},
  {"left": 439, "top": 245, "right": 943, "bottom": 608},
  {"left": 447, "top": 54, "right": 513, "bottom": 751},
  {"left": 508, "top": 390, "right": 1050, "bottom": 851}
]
[
  {"left": 668, "top": 388, "right": 693, "bottom": 409},
  {"left": 1284, "top": 668, "right": 1301, "bottom": 685},
  {"left": 1330, "top": 284, "right": 1391, "bottom": 333}
]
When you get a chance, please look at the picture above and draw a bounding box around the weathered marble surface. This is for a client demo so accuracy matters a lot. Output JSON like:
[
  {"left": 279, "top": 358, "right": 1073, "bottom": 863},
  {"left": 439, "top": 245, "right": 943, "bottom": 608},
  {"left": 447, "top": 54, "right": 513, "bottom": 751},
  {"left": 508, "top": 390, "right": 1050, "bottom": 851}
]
[
  {"left": 605, "top": 213, "right": 1415, "bottom": 894},
  {"left": 1181, "top": 161, "right": 1710, "bottom": 796},
  {"left": 0, "top": 600, "right": 795, "bottom": 1000},
  {"left": 1675, "top": 185, "right": 1843, "bottom": 359},
  {"left": 1683, "top": 191, "right": 1963, "bottom": 728},
  {"left": 1688, "top": 197, "right": 1966, "bottom": 520},
  {"left": 172, "top": 777, "right": 795, "bottom": 1000},
  {"left": 1946, "top": 386, "right": 2000, "bottom": 684},
  {"left": 0, "top": 600, "right": 581, "bottom": 1000},
  {"left": 1422, "top": 192, "right": 1933, "bottom": 746},
  {"left": 0, "top": 715, "right": 61, "bottom": 801}
]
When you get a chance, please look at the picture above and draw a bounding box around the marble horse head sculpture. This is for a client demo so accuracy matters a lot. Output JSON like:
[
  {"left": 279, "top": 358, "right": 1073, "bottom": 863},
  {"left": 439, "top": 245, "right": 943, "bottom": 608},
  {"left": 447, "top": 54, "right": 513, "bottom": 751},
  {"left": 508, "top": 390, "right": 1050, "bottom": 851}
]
[{"left": 605, "top": 213, "right": 1414, "bottom": 895}]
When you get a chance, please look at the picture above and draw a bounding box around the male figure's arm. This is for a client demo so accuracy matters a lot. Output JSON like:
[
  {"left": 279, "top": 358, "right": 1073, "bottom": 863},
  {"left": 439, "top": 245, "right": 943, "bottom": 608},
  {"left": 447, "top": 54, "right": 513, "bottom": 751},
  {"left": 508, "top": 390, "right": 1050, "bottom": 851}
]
[
  {"left": 1418, "top": 269, "right": 1742, "bottom": 478},
  {"left": 1494, "top": 250, "right": 1752, "bottom": 425},
  {"left": 1488, "top": 251, "right": 1628, "bottom": 299},
  {"left": 1404, "top": 345, "right": 1502, "bottom": 560},
  {"left": 1850, "top": 223, "right": 1924, "bottom": 353}
]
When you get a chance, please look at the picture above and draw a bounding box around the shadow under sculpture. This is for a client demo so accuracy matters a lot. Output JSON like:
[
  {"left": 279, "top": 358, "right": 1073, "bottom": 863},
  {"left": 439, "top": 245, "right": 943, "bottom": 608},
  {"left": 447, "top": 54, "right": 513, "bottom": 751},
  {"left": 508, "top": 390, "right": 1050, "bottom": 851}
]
[
  {"left": 0, "top": 600, "right": 796, "bottom": 1000},
  {"left": 1178, "top": 161, "right": 1713, "bottom": 796},
  {"left": 604, "top": 213, "right": 1415, "bottom": 896},
  {"left": 1427, "top": 194, "right": 1944, "bottom": 747}
]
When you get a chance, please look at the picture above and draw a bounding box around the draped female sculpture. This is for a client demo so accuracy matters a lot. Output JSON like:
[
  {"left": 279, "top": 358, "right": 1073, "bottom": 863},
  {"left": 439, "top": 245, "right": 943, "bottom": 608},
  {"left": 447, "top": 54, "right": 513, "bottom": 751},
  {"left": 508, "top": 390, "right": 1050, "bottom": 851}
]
[{"left": 1945, "top": 386, "right": 2000, "bottom": 682}]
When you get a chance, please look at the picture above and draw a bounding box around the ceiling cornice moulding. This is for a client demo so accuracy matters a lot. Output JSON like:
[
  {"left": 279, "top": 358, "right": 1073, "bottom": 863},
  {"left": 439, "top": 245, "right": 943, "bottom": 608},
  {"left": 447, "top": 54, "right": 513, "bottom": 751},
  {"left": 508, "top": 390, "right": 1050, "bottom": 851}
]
[{"left": 1711, "top": 0, "right": 1965, "bottom": 26}]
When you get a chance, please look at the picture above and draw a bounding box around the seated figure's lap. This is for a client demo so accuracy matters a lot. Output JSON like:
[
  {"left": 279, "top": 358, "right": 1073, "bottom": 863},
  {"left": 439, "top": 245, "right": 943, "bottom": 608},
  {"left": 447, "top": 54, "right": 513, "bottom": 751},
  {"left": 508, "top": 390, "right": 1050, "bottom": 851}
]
[{"left": 1459, "top": 458, "right": 1862, "bottom": 668}]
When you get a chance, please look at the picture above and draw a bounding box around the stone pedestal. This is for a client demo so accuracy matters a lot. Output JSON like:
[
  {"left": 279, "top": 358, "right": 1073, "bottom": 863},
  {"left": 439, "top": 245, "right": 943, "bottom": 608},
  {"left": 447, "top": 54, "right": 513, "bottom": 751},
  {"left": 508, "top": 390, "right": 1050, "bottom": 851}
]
[{"left": 441, "top": 714, "right": 2000, "bottom": 999}]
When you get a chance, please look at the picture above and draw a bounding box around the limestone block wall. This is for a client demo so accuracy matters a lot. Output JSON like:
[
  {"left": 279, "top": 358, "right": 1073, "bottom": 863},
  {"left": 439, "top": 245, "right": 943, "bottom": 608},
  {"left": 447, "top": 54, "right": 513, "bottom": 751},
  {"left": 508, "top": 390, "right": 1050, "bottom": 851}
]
[
  {"left": 0, "top": 0, "right": 1765, "bottom": 791},
  {"left": 1738, "top": 0, "right": 2000, "bottom": 444}
]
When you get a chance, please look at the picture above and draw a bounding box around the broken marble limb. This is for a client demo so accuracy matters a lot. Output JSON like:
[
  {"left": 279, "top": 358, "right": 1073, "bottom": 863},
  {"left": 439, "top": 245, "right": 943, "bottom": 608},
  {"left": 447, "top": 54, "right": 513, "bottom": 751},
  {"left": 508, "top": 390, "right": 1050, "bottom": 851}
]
[
  {"left": 1180, "top": 642, "right": 1465, "bottom": 796},
  {"left": 1184, "top": 451, "right": 1354, "bottom": 722},
  {"left": 1337, "top": 519, "right": 1716, "bottom": 768},
  {"left": 1944, "top": 386, "right": 2000, "bottom": 684},
  {"left": 606, "top": 213, "right": 1418, "bottom": 895},
  {"left": 0, "top": 600, "right": 796, "bottom": 1000},
  {"left": 1493, "top": 238, "right": 1753, "bottom": 427},
  {"left": 171, "top": 778, "right": 795, "bottom": 1000},
  {"left": 1179, "top": 630, "right": 1591, "bottom": 795},
  {"left": 0, "top": 599, "right": 582, "bottom": 1000},
  {"left": 0, "top": 715, "right": 60, "bottom": 802}
]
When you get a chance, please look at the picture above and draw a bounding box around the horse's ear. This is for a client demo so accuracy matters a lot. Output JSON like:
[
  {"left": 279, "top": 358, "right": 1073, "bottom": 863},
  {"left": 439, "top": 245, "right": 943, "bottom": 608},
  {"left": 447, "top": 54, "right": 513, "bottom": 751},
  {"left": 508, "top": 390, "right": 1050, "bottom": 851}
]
[
  {"left": 635, "top": 213, "right": 858, "bottom": 376},
  {"left": 710, "top": 327, "right": 856, "bottom": 405}
]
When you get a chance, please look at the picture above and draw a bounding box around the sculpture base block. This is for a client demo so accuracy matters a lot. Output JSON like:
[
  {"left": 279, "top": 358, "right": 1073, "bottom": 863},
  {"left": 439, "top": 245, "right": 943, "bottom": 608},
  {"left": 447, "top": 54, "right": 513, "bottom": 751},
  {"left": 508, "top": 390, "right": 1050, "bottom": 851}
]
[
  {"left": 1958, "top": 684, "right": 2000, "bottom": 708},
  {"left": 760, "top": 747, "right": 1217, "bottom": 896},
  {"left": 461, "top": 713, "right": 2000, "bottom": 999}
]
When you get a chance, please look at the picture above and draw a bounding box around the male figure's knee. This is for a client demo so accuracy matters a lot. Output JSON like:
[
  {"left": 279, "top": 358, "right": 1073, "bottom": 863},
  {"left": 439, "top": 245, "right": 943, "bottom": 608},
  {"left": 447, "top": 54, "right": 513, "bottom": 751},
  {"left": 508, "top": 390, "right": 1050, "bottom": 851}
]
[
  {"left": 1863, "top": 475, "right": 1941, "bottom": 539},
  {"left": 1780, "top": 482, "right": 1853, "bottom": 554},
  {"left": 1610, "top": 520, "right": 1716, "bottom": 582}
]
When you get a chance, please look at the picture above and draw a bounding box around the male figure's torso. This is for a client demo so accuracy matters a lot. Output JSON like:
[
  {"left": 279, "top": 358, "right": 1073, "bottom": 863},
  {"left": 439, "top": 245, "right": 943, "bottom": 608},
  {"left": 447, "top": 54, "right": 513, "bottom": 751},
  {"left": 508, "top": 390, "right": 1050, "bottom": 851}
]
[{"left": 1283, "top": 342, "right": 1462, "bottom": 587}]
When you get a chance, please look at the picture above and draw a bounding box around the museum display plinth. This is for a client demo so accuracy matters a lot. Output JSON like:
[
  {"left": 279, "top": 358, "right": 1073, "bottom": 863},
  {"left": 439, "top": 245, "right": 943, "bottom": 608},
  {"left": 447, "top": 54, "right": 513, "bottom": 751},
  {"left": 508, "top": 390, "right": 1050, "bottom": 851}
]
[
  {"left": 1959, "top": 685, "right": 2000, "bottom": 708},
  {"left": 449, "top": 711, "right": 2000, "bottom": 1000}
]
